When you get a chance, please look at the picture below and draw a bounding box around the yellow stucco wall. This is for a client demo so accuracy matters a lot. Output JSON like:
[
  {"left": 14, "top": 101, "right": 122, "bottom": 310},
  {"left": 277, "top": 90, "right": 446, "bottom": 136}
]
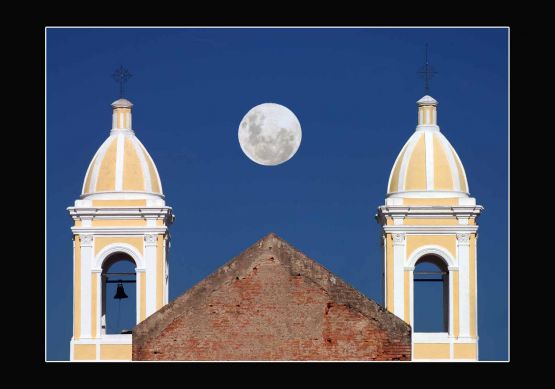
[
  {"left": 91, "top": 219, "right": 147, "bottom": 227},
  {"left": 141, "top": 144, "right": 161, "bottom": 193},
  {"left": 454, "top": 343, "right": 476, "bottom": 359},
  {"left": 123, "top": 137, "right": 145, "bottom": 191},
  {"left": 403, "top": 218, "right": 460, "bottom": 226},
  {"left": 92, "top": 200, "right": 147, "bottom": 207},
  {"left": 413, "top": 343, "right": 450, "bottom": 359},
  {"left": 407, "top": 235, "right": 456, "bottom": 260},
  {"left": 96, "top": 138, "right": 117, "bottom": 191},
  {"left": 451, "top": 145, "right": 468, "bottom": 192},
  {"left": 94, "top": 236, "right": 144, "bottom": 257},
  {"left": 402, "top": 198, "right": 460, "bottom": 206},
  {"left": 100, "top": 344, "right": 132, "bottom": 360},
  {"left": 73, "top": 344, "right": 96, "bottom": 360},
  {"left": 433, "top": 133, "right": 454, "bottom": 190},
  {"left": 389, "top": 144, "right": 409, "bottom": 193},
  {"left": 405, "top": 134, "right": 426, "bottom": 190},
  {"left": 83, "top": 154, "right": 97, "bottom": 194}
]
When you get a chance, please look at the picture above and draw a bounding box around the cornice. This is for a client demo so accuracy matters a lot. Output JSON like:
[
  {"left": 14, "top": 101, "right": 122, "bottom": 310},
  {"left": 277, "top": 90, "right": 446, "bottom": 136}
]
[
  {"left": 71, "top": 227, "right": 168, "bottom": 235},
  {"left": 382, "top": 225, "right": 479, "bottom": 234}
]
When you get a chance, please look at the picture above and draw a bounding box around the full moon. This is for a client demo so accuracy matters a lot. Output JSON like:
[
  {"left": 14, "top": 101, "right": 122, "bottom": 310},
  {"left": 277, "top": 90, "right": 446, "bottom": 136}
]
[{"left": 238, "top": 103, "right": 302, "bottom": 166}]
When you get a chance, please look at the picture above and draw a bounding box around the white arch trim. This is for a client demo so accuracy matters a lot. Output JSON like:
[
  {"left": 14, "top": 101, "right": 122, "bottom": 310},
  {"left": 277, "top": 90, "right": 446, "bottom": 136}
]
[
  {"left": 406, "top": 245, "right": 457, "bottom": 269},
  {"left": 93, "top": 243, "right": 145, "bottom": 271}
]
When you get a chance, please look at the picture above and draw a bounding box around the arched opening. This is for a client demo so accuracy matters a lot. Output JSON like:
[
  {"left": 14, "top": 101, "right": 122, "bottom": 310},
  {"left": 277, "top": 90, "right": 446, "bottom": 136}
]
[
  {"left": 414, "top": 255, "right": 449, "bottom": 332},
  {"left": 101, "top": 253, "right": 137, "bottom": 335}
]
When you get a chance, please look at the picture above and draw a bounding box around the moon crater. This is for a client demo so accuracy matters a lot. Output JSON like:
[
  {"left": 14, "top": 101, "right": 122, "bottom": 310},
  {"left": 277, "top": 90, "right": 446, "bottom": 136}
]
[{"left": 238, "top": 103, "right": 302, "bottom": 166}]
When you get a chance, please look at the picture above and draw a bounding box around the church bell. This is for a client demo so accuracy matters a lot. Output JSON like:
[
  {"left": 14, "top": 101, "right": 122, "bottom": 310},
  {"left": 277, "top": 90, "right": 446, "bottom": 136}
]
[{"left": 114, "top": 282, "right": 128, "bottom": 300}]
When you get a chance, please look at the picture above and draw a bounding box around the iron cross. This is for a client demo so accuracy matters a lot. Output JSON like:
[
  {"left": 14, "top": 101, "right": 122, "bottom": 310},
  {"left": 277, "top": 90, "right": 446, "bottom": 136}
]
[
  {"left": 112, "top": 65, "right": 132, "bottom": 98},
  {"left": 417, "top": 44, "right": 438, "bottom": 95}
]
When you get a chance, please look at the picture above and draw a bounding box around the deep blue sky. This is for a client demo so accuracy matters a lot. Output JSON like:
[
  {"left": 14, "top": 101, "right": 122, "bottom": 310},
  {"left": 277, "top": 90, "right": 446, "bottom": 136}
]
[{"left": 46, "top": 28, "right": 508, "bottom": 361}]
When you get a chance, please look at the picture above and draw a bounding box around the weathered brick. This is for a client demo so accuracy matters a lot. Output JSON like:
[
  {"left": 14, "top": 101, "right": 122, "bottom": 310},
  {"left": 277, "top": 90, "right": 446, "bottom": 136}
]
[{"left": 133, "top": 233, "right": 411, "bottom": 361}]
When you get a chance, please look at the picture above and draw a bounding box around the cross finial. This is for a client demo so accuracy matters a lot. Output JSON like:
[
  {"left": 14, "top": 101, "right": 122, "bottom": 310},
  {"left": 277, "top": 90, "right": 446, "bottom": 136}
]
[
  {"left": 417, "top": 44, "right": 438, "bottom": 94},
  {"left": 112, "top": 65, "right": 132, "bottom": 98}
]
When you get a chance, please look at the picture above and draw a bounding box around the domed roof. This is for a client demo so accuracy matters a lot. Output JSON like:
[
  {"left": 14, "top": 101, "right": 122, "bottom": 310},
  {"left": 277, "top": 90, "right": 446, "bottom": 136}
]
[
  {"left": 81, "top": 99, "right": 163, "bottom": 198},
  {"left": 387, "top": 96, "right": 469, "bottom": 197}
]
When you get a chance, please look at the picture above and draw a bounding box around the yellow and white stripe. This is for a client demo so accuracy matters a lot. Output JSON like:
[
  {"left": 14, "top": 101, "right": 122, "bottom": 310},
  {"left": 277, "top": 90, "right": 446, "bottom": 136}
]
[
  {"left": 387, "top": 96, "right": 468, "bottom": 195},
  {"left": 82, "top": 99, "right": 163, "bottom": 196}
]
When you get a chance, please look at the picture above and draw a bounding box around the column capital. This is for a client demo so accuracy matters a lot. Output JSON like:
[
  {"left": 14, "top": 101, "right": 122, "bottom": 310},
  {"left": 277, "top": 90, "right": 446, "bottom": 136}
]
[
  {"left": 144, "top": 234, "right": 157, "bottom": 246},
  {"left": 392, "top": 233, "right": 406, "bottom": 245},
  {"left": 80, "top": 234, "right": 94, "bottom": 247},
  {"left": 456, "top": 233, "right": 470, "bottom": 245}
]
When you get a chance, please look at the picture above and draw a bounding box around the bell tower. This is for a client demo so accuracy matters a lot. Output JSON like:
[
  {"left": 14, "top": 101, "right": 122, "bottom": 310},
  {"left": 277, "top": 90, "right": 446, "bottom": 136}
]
[
  {"left": 68, "top": 96, "right": 174, "bottom": 361},
  {"left": 377, "top": 95, "right": 483, "bottom": 361}
]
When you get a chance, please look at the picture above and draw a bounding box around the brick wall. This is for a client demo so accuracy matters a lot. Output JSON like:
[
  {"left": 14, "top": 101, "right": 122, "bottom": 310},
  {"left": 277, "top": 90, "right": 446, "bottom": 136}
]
[{"left": 133, "top": 233, "right": 411, "bottom": 361}]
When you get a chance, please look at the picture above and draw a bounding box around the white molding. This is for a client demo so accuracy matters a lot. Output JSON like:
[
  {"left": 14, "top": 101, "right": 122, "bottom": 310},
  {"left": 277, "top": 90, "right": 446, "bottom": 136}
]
[
  {"left": 93, "top": 243, "right": 145, "bottom": 270},
  {"left": 384, "top": 226, "right": 478, "bottom": 234},
  {"left": 110, "top": 128, "right": 134, "bottom": 136},
  {"left": 80, "top": 191, "right": 165, "bottom": 200},
  {"left": 409, "top": 268, "right": 414, "bottom": 340},
  {"left": 406, "top": 245, "right": 456, "bottom": 268},
  {"left": 449, "top": 269, "right": 454, "bottom": 336},
  {"left": 80, "top": 241, "right": 93, "bottom": 338},
  {"left": 96, "top": 273, "right": 102, "bottom": 339},
  {"left": 145, "top": 237, "right": 157, "bottom": 316},
  {"left": 136, "top": 267, "right": 142, "bottom": 323},
  {"left": 393, "top": 235, "right": 405, "bottom": 319},
  {"left": 455, "top": 337, "right": 477, "bottom": 344},
  {"left": 425, "top": 131, "right": 434, "bottom": 190},
  {"left": 72, "top": 334, "right": 132, "bottom": 345},
  {"left": 413, "top": 359, "right": 476, "bottom": 362},
  {"left": 378, "top": 204, "right": 482, "bottom": 215},
  {"left": 68, "top": 206, "right": 172, "bottom": 218},
  {"left": 72, "top": 227, "right": 168, "bottom": 235},
  {"left": 475, "top": 235, "right": 479, "bottom": 358},
  {"left": 383, "top": 234, "right": 388, "bottom": 309},
  {"left": 164, "top": 238, "right": 169, "bottom": 305},
  {"left": 458, "top": 238, "right": 471, "bottom": 338},
  {"left": 413, "top": 332, "right": 450, "bottom": 343},
  {"left": 415, "top": 124, "right": 440, "bottom": 132},
  {"left": 387, "top": 190, "right": 469, "bottom": 199}
]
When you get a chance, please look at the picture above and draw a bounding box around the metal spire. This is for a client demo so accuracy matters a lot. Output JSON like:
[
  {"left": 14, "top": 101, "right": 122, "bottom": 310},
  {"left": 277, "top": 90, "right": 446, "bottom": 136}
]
[
  {"left": 417, "top": 44, "right": 438, "bottom": 95},
  {"left": 112, "top": 65, "right": 132, "bottom": 98}
]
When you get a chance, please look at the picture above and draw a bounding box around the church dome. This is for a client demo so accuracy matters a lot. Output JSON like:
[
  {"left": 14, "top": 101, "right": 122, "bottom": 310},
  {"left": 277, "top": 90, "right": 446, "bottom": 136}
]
[
  {"left": 81, "top": 98, "right": 163, "bottom": 198},
  {"left": 387, "top": 96, "right": 469, "bottom": 197}
]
